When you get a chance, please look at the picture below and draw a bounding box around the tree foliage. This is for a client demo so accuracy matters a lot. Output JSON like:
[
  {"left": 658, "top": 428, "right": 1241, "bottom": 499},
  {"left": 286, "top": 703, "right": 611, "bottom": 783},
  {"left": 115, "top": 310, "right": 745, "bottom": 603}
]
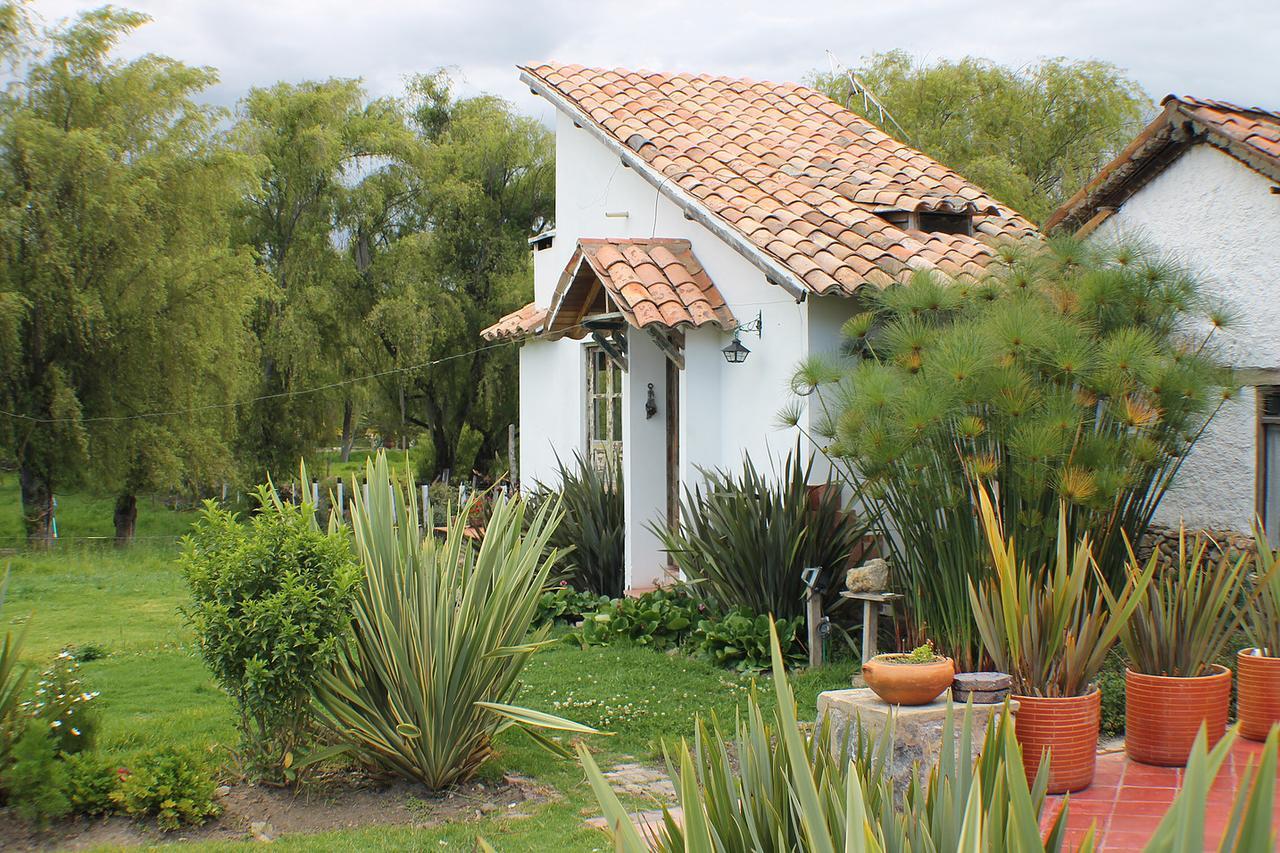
[
  {"left": 812, "top": 51, "right": 1151, "bottom": 222},
  {"left": 0, "top": 6, "right": 262, "bottom": 542}
]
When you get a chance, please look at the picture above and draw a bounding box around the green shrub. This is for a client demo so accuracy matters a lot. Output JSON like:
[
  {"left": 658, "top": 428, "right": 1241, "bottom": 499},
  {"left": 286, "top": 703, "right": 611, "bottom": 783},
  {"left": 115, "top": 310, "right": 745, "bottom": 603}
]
[
  {"left": 789, "top": 239, "right": 1228, "bottom": 668},
  {"left": 656, "top": 444, "right": 871, "bottom": 619},
  {"left": 22, "top": 651, "right": 100, "bottom": 755},
  {"left": 1, "top": 725, "right": 70, "bottom": 827},
  {"left": 534, "top": 454, "right": 625, "bottom": 598},
  {"left": 0, "top": 569, "right": 30, "bottom": 767},
  {"left": 572, "top": 588, "right": 702, "bottom": 649},
  {"left": 110, "top": 747, "right": 220, "bottom": 831},
  {"left": 694, "top": 608, "right": 803, "bottom": 672},
  {"left": 180, "top": 477, "right": 361, "bottom": 782},
  {"left": 64, "top": 751, "right": 118, "bottom": 817},
  {"left": 313, "top": 452, "right": 596, "bottom": 790},
  {"left": 535, "top": 584, "right": 611, "bottom": 625}
]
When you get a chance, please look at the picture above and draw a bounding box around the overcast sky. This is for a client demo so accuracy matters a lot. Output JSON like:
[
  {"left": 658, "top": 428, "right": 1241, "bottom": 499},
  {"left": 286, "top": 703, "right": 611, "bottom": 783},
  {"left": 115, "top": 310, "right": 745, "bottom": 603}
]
[{"left": 27, "top": 0, "right": 1280, "bottom": 121}]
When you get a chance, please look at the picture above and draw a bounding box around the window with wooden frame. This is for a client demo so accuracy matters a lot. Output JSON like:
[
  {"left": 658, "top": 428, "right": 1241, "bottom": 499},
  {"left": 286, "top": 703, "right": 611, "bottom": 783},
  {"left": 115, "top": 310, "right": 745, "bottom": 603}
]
[
  {"left": 1260, "top": 388, "right": 1280, "bottom": 545},
  {"left": 586, "top": 345, "right": 623, "bottom": 473}
]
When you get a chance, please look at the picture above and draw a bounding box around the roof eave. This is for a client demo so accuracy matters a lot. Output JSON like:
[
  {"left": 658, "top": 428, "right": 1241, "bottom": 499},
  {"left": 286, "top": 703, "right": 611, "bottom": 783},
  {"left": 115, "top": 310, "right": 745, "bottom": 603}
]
[{"left": 519, "top": 65, "right": 810, "bottom": 303}]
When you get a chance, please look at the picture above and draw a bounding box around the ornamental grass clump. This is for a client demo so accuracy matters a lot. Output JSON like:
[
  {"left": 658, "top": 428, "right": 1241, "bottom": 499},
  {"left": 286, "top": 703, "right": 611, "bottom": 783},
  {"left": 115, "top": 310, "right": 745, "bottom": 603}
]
[
  {"left": 534, "top": 453, "right": 625, "bottom": 598},
  {"left": 313, "top": 452, "right": 596, "bottom": 789},
  {"left": 785, "top": 237, "right": 1230, "bottom": 667},
  {"left": 1244, "top": 522, "right": 1280, "bottom": 658}
]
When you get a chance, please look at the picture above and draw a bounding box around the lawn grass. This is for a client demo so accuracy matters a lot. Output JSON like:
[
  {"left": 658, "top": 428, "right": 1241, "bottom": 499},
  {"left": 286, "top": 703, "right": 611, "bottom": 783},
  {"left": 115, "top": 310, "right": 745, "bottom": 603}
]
[
  {"left": 0, "top": 471, "right": 200, "bottom": 546},
  {"left": 1, "top": 520, "right": 857, "bottom": 850}
]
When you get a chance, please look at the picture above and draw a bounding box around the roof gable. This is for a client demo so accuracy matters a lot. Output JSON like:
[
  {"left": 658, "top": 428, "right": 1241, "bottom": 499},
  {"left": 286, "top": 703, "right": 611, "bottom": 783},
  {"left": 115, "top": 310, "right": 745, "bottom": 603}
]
[
  {"left": 1047, "top": 95, "right": 1280, "bottom": 233},
  {"left": 521, "top": 63, "right": 1037, "bottom": 298}
]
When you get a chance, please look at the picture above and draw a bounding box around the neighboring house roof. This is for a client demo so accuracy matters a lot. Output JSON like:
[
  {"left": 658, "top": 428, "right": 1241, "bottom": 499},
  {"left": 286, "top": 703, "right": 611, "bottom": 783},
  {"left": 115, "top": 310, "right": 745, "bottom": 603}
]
[
  {"left": 481, "top": 238, "right": 734, "bottom": 341},
  {"left": 1047, "top": 95, "right": 1280, "bottom": 233},
  {"left": 519, "top": 63, "right": 1037, "bottom": 298}
]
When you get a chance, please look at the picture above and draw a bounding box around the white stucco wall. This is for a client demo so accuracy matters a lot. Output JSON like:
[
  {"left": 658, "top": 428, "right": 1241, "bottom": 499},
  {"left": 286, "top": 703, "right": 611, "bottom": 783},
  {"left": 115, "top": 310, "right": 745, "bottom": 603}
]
[
  {"left": 1091, "top": 143, "right": 1280, "bottom": 530},
  {"left": 517, "top": 109, "right": 855, "bottom": 588}
]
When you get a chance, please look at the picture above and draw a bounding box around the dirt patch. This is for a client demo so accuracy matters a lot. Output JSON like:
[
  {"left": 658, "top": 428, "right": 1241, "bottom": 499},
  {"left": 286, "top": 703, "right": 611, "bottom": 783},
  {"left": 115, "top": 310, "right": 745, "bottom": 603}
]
[{"left": 0, "top": 771, "right": 550, "bottom": 850}]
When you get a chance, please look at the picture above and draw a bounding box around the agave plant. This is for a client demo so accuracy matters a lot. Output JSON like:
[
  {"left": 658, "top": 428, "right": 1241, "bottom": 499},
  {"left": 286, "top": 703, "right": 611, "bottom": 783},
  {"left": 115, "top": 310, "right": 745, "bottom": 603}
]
[
  {"left": 1244, "top": 521, "right": 1280, "bottom": 657},
  {"left": 313, "top": 453, "right": 596, "bottom": 789},
  {"left": 969, "top": 485, "right": 1156, "bottom": 697},
  {"left": 1117, "top": 530, "right": 1256, "bottom": 678},
  {"left": 580, "top": 620, "right": 1079, "bottom": 852},
  {"left": 655, "top": 444, "right": 873, "bottom": 620},
  {"left": 534, "top": 452, "right": 625, "bottom": 598}
]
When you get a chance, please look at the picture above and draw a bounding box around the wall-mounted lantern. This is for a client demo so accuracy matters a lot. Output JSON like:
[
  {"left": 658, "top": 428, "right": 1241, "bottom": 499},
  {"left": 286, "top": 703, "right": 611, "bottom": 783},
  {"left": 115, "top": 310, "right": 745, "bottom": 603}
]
[{"left": 722, "top": 311, "right": 763, "bottom": 364}]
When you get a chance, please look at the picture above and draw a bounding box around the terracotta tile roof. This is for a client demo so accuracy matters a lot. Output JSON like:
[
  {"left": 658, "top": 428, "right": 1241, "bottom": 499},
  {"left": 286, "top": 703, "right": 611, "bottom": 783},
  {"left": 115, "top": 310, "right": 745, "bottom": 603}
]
[
  {"left": 481, "top": 302, "right": 546, "bottom": 341},
  {"left": 545, "top": 238, "right": 735, "bottom": 338},
  {"left": 519, "top": 63, "right": 1038, "bottom": 296},
  {"left": 1048, "top": 95, "right": 1280, "bottom": 233}
]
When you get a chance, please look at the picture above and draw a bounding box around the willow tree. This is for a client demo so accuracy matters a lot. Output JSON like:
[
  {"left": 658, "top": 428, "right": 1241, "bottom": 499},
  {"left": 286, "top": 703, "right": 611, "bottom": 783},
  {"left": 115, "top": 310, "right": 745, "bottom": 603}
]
[
  {"left": 812, "top": 52, "right": 1150, "bottom": 223},
  {"left": 786, "top": 238, "right": 1230, "bottom": 667},
  {"left": 0, "top": 6, "right": 262, "bottom": 543}
]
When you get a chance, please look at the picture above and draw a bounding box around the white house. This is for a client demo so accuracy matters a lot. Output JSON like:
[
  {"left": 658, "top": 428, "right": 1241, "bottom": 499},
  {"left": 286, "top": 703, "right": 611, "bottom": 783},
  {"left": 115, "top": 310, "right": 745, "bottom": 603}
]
[
  {"left": 484, "top": 63, "right": 1036, "bottom": 591},
  {"left": 1048, "top": 95, "right": 1280, "bottom": 540}
]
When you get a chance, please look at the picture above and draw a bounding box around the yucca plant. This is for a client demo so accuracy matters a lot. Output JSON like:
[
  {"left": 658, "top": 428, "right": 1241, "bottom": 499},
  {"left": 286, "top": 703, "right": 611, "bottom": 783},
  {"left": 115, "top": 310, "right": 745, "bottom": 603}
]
[
  {"left": 1244, "top": 521, "right": 1280, "bottom": 657},
  {"left": 580, "top": 620, "right": 1080, "bottom": 852},
  {"left": 785, "top": 238, "right": 1229, "bottom": 667},
  {"left": 534, "top": 453, "right": 625, "bottom": 598},
  {"left": 655, "top": 444, "right": 872, "bottom": 620},
  {"left": 313, "top": 453, "right": 597, "bottom": 789},
  {"left": 1118, "top": 531, "right": 1255, "bottom": 678},
  {"left": 969, "top": 485, "right": 1155, "bottom": 697}
]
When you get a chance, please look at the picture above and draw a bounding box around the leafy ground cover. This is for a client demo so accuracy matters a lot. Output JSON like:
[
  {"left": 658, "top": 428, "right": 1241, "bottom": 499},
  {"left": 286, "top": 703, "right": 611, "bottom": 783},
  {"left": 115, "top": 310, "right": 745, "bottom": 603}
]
[{"left": 0, "top": 492, "right": 855, "bottom": 849}]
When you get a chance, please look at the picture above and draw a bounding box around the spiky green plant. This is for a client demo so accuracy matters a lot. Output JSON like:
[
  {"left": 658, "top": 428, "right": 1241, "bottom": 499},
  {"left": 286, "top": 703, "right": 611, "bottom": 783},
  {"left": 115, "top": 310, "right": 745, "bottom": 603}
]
[
  {"left": 1117, "top": 530, "right": 1255, "bottom": 678},
  {"left": 534, "top": 452, "right": 624, "bottom": 598},
  {"left": 1244, "top": 521, "right": 1280, "bottom": 657},
  {"left": 580, "top": 620, "right": 1081, "bottom": 852},
  {"left": 0, "top": 568, "right": 30, "bottom": 764},
  {"left": 654, "top": 444, "right": 873, "bottom": 620},
  {"left": 786, "top": 237, "right": 1229, "bottom": 667},
  {"left": 313, "top": 452, "right": 597, "bottom": 789},
  {"left": 969, "top": 485, "right": 1156, "bottom": 697}
]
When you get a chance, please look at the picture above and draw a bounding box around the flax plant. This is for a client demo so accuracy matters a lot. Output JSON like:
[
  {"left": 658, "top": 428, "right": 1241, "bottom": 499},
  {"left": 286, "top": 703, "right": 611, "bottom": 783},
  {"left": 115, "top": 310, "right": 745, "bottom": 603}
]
[
  {"left": 0, "top": 569, "right": 29, "bottom": 764},
  {"left": 969, "top": 485, "right": 1155, "bottom": 697},
  {"left": 313, "top": 453, "right": 596, "bottom": 789},
  {"left": 784, "top": 237, "right": 1230, "bottom": 667},
  {"left": 1117, "top": 531, "right": 1255, "bottom": 678},
  {"left": 1244, "top": 521, "right": 1280, "bottom": 657}
]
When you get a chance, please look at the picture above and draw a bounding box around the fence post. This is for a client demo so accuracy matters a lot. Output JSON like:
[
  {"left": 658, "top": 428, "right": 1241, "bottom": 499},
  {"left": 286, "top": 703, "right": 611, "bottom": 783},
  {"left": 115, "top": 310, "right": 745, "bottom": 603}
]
[
  {"left": 336, "top": 478, "right": 345, "bottom": 520},
  {"left": 421, "top": 483, "right": 431, "bottom": 532},
  {"left": 362, "top": 478, "right": 369, "bottom": 510},
  {"left": 508, "top": 423, "right": 517, "bottom": 490}
]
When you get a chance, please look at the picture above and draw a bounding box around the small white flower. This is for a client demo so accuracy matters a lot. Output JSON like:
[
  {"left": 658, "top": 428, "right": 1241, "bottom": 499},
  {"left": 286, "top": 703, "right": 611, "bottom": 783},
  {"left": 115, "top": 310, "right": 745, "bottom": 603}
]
[{"left": 49, "top": 720, "right": 62, "bottom": 728}]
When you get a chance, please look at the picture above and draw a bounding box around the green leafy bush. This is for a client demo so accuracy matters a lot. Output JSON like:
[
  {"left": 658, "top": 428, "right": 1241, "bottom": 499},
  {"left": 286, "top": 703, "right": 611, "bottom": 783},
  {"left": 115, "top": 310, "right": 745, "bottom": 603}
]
[
  {"left": 180, "top": 479, "right": 361, "bottom": 781},
  {"left": 1, "top": 726, "right": 70, "bottom": 827},
  {"left": 535, "top": 584, "right": 611, "bottom": 625},
  {"left": 693, "top": 608, "right": 803, "bottom": 672},
  {"left": 789, "top": 238, "right": 1228, "bottom": 667},
  {"left": 22, "top": 651, "right": 100, "bottom": 754},
  {"left": 657, "top": 445, "right": 871, "bottom": 619},
  {"left": 535, "top": 454, "right": 625, "bottom": 598},
  {"left": 313, "top": 452, "right": 596, "bottom": 790},
  {"left": 64, "top": 752, "right": 118, "bottom": 817},
  {"left": 110, "top": 747, "right": 220, "bottom": 831},
  {"left": 572, "top": 588, "right": 703, "bottom": 650}
]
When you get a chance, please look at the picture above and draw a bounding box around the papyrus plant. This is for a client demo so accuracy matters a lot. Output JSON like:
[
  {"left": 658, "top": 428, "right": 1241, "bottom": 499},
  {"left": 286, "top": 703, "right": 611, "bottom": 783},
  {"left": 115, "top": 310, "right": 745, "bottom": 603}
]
[
  {"left": 1244, "top": 521, "right": 1280, "bottom": 657},
  {"left": 969, "top": 485, "right": 1156, "bottom": 697},
  {"left": 314, "top": 453, "right": 596, "bottom": 789},
  {"left": 1117, "top": 531, "right": 1256, "bottom": 678}
]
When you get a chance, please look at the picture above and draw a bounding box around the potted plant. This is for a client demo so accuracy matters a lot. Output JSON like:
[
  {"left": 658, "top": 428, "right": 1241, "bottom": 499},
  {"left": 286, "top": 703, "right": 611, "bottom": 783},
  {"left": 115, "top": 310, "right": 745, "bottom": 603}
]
[
  {"left": 1239, "top": 524, "right": 1280, "bottom": 741},
  {"left": 1118, "top": 530, "right": 1256, "bottom": 766},
  {"left": 861, "top": 641, "right": 954, "bottom": 706},
  {"left": 969, "top": 486, "right": 1155, "bottom": 793}
]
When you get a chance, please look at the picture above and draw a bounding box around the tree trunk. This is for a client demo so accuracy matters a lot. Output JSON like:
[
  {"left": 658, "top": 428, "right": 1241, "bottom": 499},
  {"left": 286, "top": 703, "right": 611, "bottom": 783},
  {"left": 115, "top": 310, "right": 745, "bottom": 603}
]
[
  {"left": 340, "top": 398, "right": 356, "bottom": 462},
  {"left": 19, "top": 463, "right": 54, "bottom": 548},
  {"left": 114, "top": 493, "right": 138, "bottom": 546}
]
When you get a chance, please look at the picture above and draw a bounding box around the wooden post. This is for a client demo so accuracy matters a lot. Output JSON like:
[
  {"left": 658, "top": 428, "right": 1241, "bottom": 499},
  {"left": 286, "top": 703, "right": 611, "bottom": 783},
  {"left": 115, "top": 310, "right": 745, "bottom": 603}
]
[
  {"left": 508, "top": 423, "right": 517, "bottom": 489},
  {"left": 421, "top": 483, "right": 431, "bottom": 532},
  {"left": 806, "top": 589, "right": 824, "bottom": 668},
  {"left": 336, "top": 478, "right": 345, "bottom": 520}
]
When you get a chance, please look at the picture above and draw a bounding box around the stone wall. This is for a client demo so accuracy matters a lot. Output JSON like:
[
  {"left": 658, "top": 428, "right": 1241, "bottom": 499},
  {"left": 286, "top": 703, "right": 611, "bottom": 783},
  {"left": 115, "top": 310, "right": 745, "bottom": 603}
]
[{"left": 1136, "top": 524, "right": 1255, "bottom": 568}]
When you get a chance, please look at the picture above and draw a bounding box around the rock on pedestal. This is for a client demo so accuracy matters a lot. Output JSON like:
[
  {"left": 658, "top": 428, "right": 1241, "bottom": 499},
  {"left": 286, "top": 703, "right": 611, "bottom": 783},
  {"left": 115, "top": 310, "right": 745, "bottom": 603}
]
[{"left": 816, "top": 688, "right": 1017, "bottom": 789}]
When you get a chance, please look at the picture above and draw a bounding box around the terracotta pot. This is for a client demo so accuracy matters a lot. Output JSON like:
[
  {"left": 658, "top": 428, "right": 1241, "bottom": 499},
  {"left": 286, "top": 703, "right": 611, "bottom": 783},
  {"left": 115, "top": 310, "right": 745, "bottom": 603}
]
[
  {"left": 861, "top": 656, "right": 955, "bottom": 705},
  {"left": 1125, "top": 665, "right": 1232, "bottom": 766},
  {"left": 1013, "top": 689, "right": 1101, "bottom": 794},
  {"left": 1237, "top": 648, "right": 1280, "bottom": 742}
]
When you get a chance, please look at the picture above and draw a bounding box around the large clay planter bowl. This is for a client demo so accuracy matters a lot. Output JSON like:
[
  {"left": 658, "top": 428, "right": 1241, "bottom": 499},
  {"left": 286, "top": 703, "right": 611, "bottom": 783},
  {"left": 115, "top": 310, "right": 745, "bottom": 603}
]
[
  {"left": 1237, "top": 649, "right": 1280, "bottom": 741},
  {"left": 861, "top": 656, "right": 955, "bottom": 706},
  {"left": 1013, "top": 689, "right": 1101, "bottom": 793},
  {"left": 1125, "top": 665, "right": 1231, "bottom": 766}
]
